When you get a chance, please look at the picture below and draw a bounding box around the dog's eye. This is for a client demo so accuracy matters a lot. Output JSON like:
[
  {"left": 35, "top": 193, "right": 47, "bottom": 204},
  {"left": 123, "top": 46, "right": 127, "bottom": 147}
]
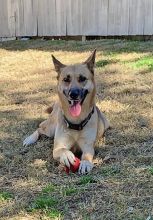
[
  {"left": 63, "top": 76, "right": 71, "bottom": 83},
  {"left": 78, "top": 75, "right": 87, "bottom": 83}
]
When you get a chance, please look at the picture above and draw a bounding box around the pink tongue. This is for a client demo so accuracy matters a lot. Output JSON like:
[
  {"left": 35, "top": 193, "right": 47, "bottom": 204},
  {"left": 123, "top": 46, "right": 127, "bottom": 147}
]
[{"left": 69, "top": 102, "right": 81, "bottom": 117}]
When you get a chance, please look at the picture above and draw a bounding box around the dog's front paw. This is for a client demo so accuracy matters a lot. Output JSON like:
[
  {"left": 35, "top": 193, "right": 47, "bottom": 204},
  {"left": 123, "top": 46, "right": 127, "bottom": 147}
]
[
  {"left": 79, "top": 160, "right": 94, "bottom": 174},
  {"left": 23, "top": 131, "right": 39, "bottom": 146},
  {"left": 60, "top": 150, "right": 75, "bottom": 168}
]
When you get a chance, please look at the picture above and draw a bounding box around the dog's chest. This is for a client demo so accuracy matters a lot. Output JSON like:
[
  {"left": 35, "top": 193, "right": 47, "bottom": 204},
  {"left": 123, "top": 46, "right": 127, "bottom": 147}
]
[
  {"left": 63, "top": 111, "right": 98, "bottom": 142},
  {"left": 54, "top": 108, "right": 98, "bottom": 148}
]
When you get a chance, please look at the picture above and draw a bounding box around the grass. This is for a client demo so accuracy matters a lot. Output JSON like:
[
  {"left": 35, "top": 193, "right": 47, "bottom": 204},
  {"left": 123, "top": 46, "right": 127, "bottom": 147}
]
[
  {"left": 62, "top": 187, "right": 77, "bottom": 196},
  {"left": 42, "top": 184, "right": 56, "bottom": 193},
  {"left": 28, "top": 186, "right": 62, "bottom": 219},
  {"left": 0, "top": 38, "right": 153, "bottom": 220},
  {"left": 133, "top": 56, "right": 153, "bottom": 70},
  {"left": 47, "top": 209, "right": 63, "bottom": 219},
  {"left": 96, "top": 59, "right": 111, "bottom": 67},
  {"left": 30, "top": 195, "right": 58, "bottom": 210},
  {"left": 124, "top": 55, "right": 153, "bottom": 71},
  {"left": 148, "top": 167, "right": 153, "bottom": 175},
  {"left": 78, "top": 175, "right": 96, "bottom": 185},
  {"left": 0, "top": 192, "right": 13, "bottom": 201},
  {"left": 100, "top": 165, "right": 121, "bottom": 177}
]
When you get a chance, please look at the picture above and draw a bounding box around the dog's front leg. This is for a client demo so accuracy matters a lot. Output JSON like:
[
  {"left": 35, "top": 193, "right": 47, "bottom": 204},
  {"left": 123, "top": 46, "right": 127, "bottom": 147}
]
[
  {"left": 53, "top": 135, "right": 76, "bottom": 168},
  {"left": 53, "top": 148, "right": 76, "bottom": 168},
  {"left": 79, "top": 144, "right": 94, "bottom": 174},
  {"left": 23, "top": 130, "right": 40, "bottom": 146}
]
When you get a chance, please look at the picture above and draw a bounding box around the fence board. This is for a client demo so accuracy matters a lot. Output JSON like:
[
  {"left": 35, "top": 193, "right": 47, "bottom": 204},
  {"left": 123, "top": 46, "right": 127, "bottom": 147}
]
[
  {"left": 143, "top": 0, "right": 153, "bottom": 35},
  {"left": 0, "top": 0, "right": 11, "bottom": 37},
  {"left": 37, "top": 0, "right": 66, "bottom": 36},
  {"left": 108, "top": 0, "right": 129, "bottom": 36},
  {"left": 96, "top": 0, "right": 108, "bottom": 36},
  {"left": 82, "top": 0, "right": 98, "bottom": 35},
  {"left": 129, "top": 0, "right": 145, "bottom": 35},
  {"left": 55, "top": 0, "right": 66, "bottom": 36},
  {"left": 38, "top": 0, "right": 56, "bottom": 36},
  {"left": 14, "top": 0, "right": 24, "bottom": 36},
  {"left": 13, "top": 0, "right": 37, "bottom": 36},
  {"left": 0, "top": 0, "right": 153, "bottom": 38},
  {"left": 7, "top": 0, "right": 16, "bottom": 37},
  {"left": 66, "top": 0, "right": 82, "bottom": 35},
  {"left": 22, "top": 0, "right": 38, "bottom": 36}
]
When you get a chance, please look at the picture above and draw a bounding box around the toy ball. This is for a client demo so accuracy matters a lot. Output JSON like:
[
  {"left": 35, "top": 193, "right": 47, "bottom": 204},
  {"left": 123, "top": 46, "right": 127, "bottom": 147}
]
[{"left": 65, "top": 157, "right": 80, "bottom": 174}]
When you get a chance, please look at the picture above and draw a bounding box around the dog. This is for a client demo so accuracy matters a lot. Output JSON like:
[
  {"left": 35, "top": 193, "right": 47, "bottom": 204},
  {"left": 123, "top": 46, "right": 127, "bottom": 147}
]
[{"left": 23, "top": 49, "right": 110, "bottom": 174}]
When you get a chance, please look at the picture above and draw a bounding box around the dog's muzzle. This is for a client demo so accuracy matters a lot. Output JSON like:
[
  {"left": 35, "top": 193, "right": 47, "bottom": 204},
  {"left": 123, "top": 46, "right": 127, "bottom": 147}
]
[
  {"left": 68, "top": 88, "right": 80, "bottom": 100},
  {"left": 63, "top": 88, "right": 88, "bottom": 105},
  {"left": 63, "top": 88, "right": 88, "bottom": 117}
]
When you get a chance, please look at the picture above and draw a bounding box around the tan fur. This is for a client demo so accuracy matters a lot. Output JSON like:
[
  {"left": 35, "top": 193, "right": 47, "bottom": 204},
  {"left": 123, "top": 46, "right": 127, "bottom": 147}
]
[{"left": 23, "top": 50, "right": 110, "bottom": 174}]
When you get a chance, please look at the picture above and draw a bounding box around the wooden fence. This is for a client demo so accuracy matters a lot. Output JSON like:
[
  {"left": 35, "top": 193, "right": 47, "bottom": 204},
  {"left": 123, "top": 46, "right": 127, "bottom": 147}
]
[{"left": 0, "top": 0, "right": 153, "bottom": 38}]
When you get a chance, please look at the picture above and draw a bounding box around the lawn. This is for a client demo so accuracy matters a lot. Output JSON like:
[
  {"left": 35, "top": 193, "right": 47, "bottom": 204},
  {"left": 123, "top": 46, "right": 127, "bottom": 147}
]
[{"left": 0, "top": 39, "right": 153, "bottom": 220}]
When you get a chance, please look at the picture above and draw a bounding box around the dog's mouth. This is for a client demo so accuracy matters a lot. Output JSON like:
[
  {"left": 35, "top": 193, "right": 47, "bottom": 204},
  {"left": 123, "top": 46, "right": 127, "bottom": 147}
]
[
  {"left": 65, "top": 89, "right": 88, "bottom": 118},
  {"left": 68, "top": 99, "right": 82, "bottom": 117}
]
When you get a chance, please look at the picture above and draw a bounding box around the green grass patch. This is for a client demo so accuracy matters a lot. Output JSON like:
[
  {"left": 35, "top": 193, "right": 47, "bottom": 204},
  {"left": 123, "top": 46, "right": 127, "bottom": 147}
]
[
  {"left": 126, "top": 55, "right": 153, "bottom": 71},
  {"left": 29, "top": 195, "right": 58, "bottom": 211},
  {"left": 42, "top": 184, "right": 56, "bottom": 193},
  {"left": 0, "top": 192, "right": 13, "bottom": 201},
  {"left": 28, "top": 188, "right": 63, "bottom": 219},
  {"left": 46, "top": 208, "right": 63, "bottom": 219},
  {"left": 133, "top": 56, "right": 153, "bottom": 70},
  {"left": 104, "top": 41, "right": 140, "bottom": 55},
  {"left": 96, "top": 59, "right": 111, "bottom": 67},
  {"left": 148, "top": 167, "right": 153, "bottom": 175},
  {"left": 62, "top": 187, "right": 77, "bottom": 196},
  {"left": 100, "top": 165, "right": 121, "bottom": 177},
  {"left": 78, "top": 175, "right": 96, "bottom": 185}
]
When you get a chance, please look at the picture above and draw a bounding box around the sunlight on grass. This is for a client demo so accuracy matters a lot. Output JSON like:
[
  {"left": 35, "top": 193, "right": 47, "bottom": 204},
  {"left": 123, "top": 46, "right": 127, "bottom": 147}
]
[
  {"left": 98, "top": 100, "right": 129, "bottom": 113},
  {"left": 125, "top": 55, "right": 153, "bottom": 71},
  {"left": 133, "top": 56, "right": 153, "bottom": 70}
]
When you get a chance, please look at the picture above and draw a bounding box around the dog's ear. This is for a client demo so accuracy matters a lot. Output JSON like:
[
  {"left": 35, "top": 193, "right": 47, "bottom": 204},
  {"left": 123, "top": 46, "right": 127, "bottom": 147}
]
[
  {"left": 84, "top": 49, "right": 96, "bottom": 74},
  {"left": 52, "top": 55, "right": 66, "bottom": 75}
]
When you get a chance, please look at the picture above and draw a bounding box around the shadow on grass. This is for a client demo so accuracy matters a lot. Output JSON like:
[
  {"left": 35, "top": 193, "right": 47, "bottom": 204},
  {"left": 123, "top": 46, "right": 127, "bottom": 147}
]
[
  {"left": 96, "top": 59, "right": 112, "bottom": 68},
  {"left": 0, "top": 39, "right": 153, "bottom": 54}
]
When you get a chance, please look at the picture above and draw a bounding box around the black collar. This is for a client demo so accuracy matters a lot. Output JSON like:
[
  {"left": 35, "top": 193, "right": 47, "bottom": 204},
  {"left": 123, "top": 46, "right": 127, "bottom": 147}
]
[{"left": 64, "top": 107, "right": 94, "bottom": 131}]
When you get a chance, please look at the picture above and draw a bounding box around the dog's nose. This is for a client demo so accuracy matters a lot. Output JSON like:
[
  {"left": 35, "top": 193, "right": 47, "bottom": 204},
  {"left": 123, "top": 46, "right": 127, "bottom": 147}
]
[{"left": 69, "top": 88, "right": 80, "bottom": 99}]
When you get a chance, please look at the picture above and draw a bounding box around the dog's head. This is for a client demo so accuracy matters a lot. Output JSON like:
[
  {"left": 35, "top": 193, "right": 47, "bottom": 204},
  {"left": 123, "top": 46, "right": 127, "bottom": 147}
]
[{"left": 52, "top": 49, "right": 96, "bottom": 120}]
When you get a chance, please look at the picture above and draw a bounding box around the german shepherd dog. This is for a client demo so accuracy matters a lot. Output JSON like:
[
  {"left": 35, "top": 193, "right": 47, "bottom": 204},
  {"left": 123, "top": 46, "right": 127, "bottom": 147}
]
[{"left": 23, "top": 49, "right": 110, "bottom": 174}]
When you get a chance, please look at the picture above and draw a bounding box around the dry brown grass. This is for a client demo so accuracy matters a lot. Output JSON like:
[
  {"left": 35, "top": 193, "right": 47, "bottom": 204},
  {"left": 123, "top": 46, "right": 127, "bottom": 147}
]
[{"left": 0, "top": 39, "right": 153, "bottom": 220}]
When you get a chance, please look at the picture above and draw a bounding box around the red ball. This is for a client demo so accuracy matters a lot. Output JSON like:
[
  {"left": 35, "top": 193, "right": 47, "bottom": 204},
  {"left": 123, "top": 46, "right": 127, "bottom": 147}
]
[{"left": 65, "top": 157, "right": 80, "bottom": 174}]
